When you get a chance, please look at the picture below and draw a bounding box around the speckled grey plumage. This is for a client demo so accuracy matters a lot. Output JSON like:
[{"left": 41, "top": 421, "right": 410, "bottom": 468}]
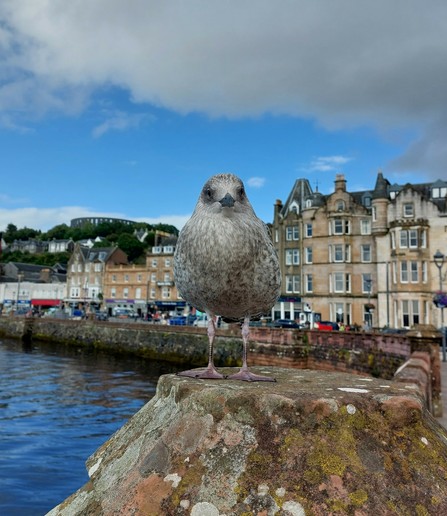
[
  {"left": 174, "top": 173, "right": 281, "bottom": 321},
  {"left": 173, "top": 174, "right": 280, "bottom": 381}
]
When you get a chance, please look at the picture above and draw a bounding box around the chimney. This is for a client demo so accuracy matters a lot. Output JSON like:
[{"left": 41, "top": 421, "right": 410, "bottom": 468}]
[
  {"left": 334, "top": 174, "right": 347, "bottom": 192},
  {"left": 40, "top": 268, "right": 51, "bottom": 282}
]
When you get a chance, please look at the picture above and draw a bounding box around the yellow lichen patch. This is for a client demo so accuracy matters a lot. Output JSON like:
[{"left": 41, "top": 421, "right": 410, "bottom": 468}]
[
  {"left": 349, "top": 489, "right": 368, "bottom": 506},
  {"left": 415, "top": 504, "right": 429, "bottom": 516}
]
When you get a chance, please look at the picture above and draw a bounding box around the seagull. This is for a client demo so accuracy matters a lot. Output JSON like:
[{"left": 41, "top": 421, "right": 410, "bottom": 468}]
[{"left": 174, "top": 173, "right": 281, "bottom": 382}]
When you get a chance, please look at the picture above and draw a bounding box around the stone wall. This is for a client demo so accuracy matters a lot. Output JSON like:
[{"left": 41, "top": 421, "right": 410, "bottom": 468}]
[{"left": 0, "top": 317, "right": 441, "bottom": 414}]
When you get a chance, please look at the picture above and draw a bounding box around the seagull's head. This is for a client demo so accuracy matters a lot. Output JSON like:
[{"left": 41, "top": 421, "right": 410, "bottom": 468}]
[{"left": 197, "top": 173, "right": 254, "bottom": 217}]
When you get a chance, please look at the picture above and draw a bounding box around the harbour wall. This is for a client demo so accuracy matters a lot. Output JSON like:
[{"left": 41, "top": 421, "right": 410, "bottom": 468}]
[{"left": 0, "top": 317, "right": 441, "bottom": 415}]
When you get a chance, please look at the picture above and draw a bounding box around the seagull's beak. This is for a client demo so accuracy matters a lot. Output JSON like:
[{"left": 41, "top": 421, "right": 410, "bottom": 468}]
[{"left": 219, "top": 193, "right": 235, "bottom": 208}]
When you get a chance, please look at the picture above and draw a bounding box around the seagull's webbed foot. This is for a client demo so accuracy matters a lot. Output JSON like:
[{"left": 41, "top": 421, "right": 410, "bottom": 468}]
[
  {"left": 177, "top": 364, "right": 225, "bottom": 380},
  {"left": 227, "top": 367, "right": 276, "bottom": 382}
]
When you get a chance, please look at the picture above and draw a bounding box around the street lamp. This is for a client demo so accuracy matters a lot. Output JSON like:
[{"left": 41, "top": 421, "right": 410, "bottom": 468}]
[{"left": 433, "top": 250, "right": 446, "bottom": 362}]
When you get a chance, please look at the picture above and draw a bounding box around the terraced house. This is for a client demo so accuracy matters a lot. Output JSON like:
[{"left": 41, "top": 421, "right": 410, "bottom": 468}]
[{"left": 272, "top": 172, "right": 447, "bottom": 330}]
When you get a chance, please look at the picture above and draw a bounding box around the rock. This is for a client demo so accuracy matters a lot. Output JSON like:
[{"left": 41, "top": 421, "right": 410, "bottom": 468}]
[{"left": 47, "top": 367, "right": 447, "bottom": 515}]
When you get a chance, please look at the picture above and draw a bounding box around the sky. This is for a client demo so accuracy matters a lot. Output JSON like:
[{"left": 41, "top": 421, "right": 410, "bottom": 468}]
[{"left": 1, "top": 1, "right": 447, "bottom": 232}]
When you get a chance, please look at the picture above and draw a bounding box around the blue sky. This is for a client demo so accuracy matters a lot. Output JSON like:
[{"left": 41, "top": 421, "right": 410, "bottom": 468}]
[{"left": 1, "top": 1, "right": 446, "bottom": 232}]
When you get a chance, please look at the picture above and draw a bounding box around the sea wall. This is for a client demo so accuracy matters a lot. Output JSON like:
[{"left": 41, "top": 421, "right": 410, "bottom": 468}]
[{"left": 0, "top": 317, "right": 441, "bottom": 415}]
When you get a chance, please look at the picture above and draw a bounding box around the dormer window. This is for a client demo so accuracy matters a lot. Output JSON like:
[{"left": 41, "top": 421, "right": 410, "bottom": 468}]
[{"left": 289, "top": 201, "right": 299, "bottom": 214}]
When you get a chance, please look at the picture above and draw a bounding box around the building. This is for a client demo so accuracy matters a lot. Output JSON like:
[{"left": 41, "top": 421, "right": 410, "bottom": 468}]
[
  {"left": 271, "top": 172, "right": 447, "bottom": 329},
  {"left": 146, "top": 237, "right": 185, "bottom": 316},
  {"left": 66, "top": 244, "right": 128, "bottom": 310},
  {"left": 104, "top": 236, "right": 185, "bottom": 316},
  {"left": 48, "top": 238, "right": 75, "bottom": 254},
  {"left": 102, "top": 236, "right": 185, "bottom": 317},
  {"left": 0, "top": 262, "right": 67, "bottom": 312},
  {"left": 102, "top": 263, "right": 148, "bottom": 316}
]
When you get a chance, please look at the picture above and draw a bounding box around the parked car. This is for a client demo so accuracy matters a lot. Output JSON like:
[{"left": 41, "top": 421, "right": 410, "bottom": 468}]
[
  {"left": 316, "top": 321, "right": 339, "bottom": 331},
  {"left": 95, "top": 311, "right": 108, "bottom": 321},
  {"left": 273, "top": 319, "right": 301, "bottom": 329},
  {"left": 169, "top": 315, "right": 187, "bottom": 326}
]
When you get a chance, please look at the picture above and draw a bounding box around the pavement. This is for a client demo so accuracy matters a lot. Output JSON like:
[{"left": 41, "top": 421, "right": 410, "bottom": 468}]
[{"left": 437, "top": 352, "right": 447, "bottom": 429}]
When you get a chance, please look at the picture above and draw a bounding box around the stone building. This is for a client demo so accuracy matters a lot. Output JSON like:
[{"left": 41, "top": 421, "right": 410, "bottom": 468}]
[
  {"left": 66, "top": 244, "right": 128, "bottom": 310},
  {"left": 101, "top": 236, "right": 184, "bottom": 317},
  {"left": 272, "top": 172, "right": 447, "bottom": 329}
]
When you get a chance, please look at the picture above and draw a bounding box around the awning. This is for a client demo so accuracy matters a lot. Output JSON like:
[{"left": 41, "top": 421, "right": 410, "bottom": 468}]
[{"left": 31, "top": 299, "right": 61, "bottom": 306}]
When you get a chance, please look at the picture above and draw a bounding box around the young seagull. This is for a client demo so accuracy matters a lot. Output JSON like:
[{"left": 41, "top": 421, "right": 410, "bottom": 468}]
[{"left": 174, "top": 173, "right": 281, "bottom": 381}]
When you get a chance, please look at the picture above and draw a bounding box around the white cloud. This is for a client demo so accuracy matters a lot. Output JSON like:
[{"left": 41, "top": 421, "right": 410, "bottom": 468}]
[
  {"left": 246, "top": 177, "right": 266, "bottom": 188},
  {"left": 92, "top": 111, "right": 151, "bottom": 138},
  {"left": 0, "top": 207, "right": 190, "bottom": 232},
  {"left": 307, "top": 155, "right": 353, "bottom": 172},
  {"left": 1, "top": 1, "right": 447, "bottom": 172}
]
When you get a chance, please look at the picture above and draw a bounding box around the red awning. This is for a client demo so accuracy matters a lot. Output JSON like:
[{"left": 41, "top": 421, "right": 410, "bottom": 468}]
[{"left": 31, "top": 299, "right": 61, "bottom": 306}]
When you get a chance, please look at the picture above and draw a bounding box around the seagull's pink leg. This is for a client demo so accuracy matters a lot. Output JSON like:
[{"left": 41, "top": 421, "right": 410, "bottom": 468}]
[
  {"left": 227, "top": 316, "right": 276, "bottom": 382},
  {"left": 177, "top": 314, "right": 224, "bottom": 380}
]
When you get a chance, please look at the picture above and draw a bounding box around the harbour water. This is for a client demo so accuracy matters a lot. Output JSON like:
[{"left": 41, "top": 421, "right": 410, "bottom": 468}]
[{"left": 0, "top": 337, "right": 183, "bottom": 516}]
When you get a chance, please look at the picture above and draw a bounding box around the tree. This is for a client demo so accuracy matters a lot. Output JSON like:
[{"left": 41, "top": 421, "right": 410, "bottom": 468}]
[{"left": 116, "top": 234, "right": 146, "bottom": 262}]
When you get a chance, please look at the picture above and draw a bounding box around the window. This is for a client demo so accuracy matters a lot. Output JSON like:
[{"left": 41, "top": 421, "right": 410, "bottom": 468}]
[
  {"left": 85, "top": 263, "right": 90, "bottom": 272},
  {"left": 372, "top": 206, "right": 377, "bottom": 221},
  {"left": 151, "top": 273, "right": 156, "bottom": 282},
  {"left": 334, "top": 273, "right": 344, "bottom": 292},
  {"left": 165, "top": 259, "right": 171, "bottom": 267},
  {"left": 334, "top": 245, "right": 344, "bottom": 262},
  {"left": 420, "top": 229, "right": 427, "bottom": 248},
  {"left": 361, "top": 245, "right": 371, "bottom": 262},
  {"left": 305, "top": 247, "right": 313, "bottom": 264},
  {"left": 333, "top": 219, "right": 350, "bottom": 235},
  {"left": 112, "top": 274, "right": 116, "bottom": 282},
  {"left": 286, "top": 275, "right": 300, "bottom": 293},
  {"left": 390, "top": 231, "right": 396, "bottom": 249},
  {"left": 111, "top": 287, "right": 116, "bottom": 298},
  {"left": 137, "top": 274, "right": 142, "bottom": 282},
  {"left": 286, "top": 226, "right": 299, "bottom": 241},
  {"left": 410, "top": 261, "right": 418, "bottom": 282},
  {"left": 336, "top": 200, "right": 345, "bottom": 211},
  {"left": 285, "top": 249, "right": 300, "bottom": 265},
  {"left": 150, "top": 288, "right": 156, "bottom": 299},
  {"left": 164, "top": 272, "right": 171, "bottom": 282},
  {"left": 334, "top": 219, "right": 343, "bottom": 234},
  {"left": 162, "top": 287, "right": 171, "bottom": 299},
  {"left": 331, "top": 244, "right": 350, "bottom": 263},
  {"left": 305, "top": 223, "right": 313, "bottom": 237},
  {"left": 124, "top": 274, "right": 129, "bottom": 282},
  {"left": 422, "top": 261, "right": 427, "bottom": 283},
  {"left": 409, "top": 230, "right": 418, "bottom": 248},
  {"left": 94, "top": 263, "right": 102, "bottom": 272},
  {"left": 135, "top": 287, "right": 142, "bottom": 299},
  {"left": 151, "top": 259, "right": 158, "bottom": 267},
  {"left": 362, "top": 274, "right": 372, "bottom": 293},
  {"left": 123, "top": 288, "right": 129, "bottom": 298},
  {"left": 401, "top": 300, "right": 420, "bottom": 327},
  {"left": 78, "top": 264, "right": 83, "bottom": 272},
  {"left": 400, "top": 262, "right": 408, "bottom": 283},
  {"left": 360, "top": 219, "right": 371, "bottom": 235},
  {"left": 403, "top": 203, "right": 414, "bottom": 217},
  {"left": 306, "top": 274, "right": 313, "bottom": 293},
  {"left": 400, "top": 230, "right": 408, "bottom": 248}
]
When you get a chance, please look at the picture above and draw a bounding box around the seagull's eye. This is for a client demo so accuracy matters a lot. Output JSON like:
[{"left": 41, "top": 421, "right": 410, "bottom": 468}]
[
  {"left": 203, "top": 187, "right": 214, "bottom": 201},
  {"left": 238, "top": 186, "right": 245, "bottom": 199}
]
